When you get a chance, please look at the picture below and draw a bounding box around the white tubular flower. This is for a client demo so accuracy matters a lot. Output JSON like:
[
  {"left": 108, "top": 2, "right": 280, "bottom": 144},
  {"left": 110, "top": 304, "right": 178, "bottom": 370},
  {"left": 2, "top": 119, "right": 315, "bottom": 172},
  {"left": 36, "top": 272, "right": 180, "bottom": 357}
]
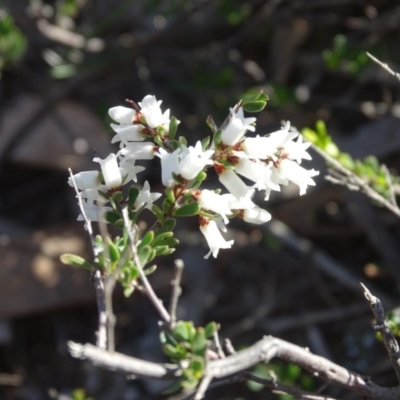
[
  {"left": 218, "top": 169, "right": 254, "bottom": 200},
  {"left": 77, "top": 200, "right": 112, "bottom": 223},
  {"left": 276, "top": 159, "right": 319, "bottom": 195},
  {"left": 93, "top": 153, "right": 122, "bottom": 189},
  {"left": 197, "top": 189, "right": 233, "bottom": 224},
  {"left": 221, "top": 107, "right": 256, "bottom": 146},
  {"left": 179, "top": 142, "right": 214, "bottom": 180},
  {"left": 242, "top": 206, "right": 271, "bottom": 224},
  {"left": 119, "top": 159, "right": 145, "bottom": 183},
  {"left": 199, "top": 217, "right": 234, "bottom": 259},
  {"left": 110, "top": 124, "right": 146, "bottom": 145},
  {"left": 138, "top": 95, "right": 170, "bottom": 129},
  {"left": 284, "top": 134, "right": 312, "bottom": 164},
  {"left": 108, "top": 106, "right": 137, "bottom": 125},
  {"left": 242, "top": 122, "right": 296, "bottom": 159},
  {"left": 156, "top": 143, "right": 213, "bottom": 187},
  {"left": 155, "top": 147, "right": 180, "bottom": 187},
  {"left": 68, "top": 171, "right": 100, "bottom": 190},
  {"left": 79, "top": 186, "right": 107, "bottom": 204},
  {"left": 118, "top": 142, "right": 156, "bottom": 160},
  {"left": 134, "top": 181, "right": 162, "bottom": 210}
]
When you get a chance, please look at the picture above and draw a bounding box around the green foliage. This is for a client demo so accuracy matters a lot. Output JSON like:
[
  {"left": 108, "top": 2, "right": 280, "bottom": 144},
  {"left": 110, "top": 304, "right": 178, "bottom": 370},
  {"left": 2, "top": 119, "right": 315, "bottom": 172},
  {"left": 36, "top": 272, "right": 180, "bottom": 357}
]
[
  {"left": 241, "top": 89, "right": 269, "bottom": 113},
  {"left": 0, "top": 11, "right": 27, "bottom": 70},
  {"left": 302, "top": 120, "right": 400, "bottom": 199},
  {"left": 60, "top": 254, "right": 94, "bottom": 271},
  {"left": 376, "top": 310, "right": 400, "bottom": 340},
  {"left": 247, "top": 362, "right": 314, "bottom": 396},
  {"left": 161, "top": 320, "right": 218, "bottom": 393},
  {"left": 322, "top": 34, "right": 369, "bottom": 75},
  {"left": 71, "top": 389, "right": 92, "bottom": 400}
]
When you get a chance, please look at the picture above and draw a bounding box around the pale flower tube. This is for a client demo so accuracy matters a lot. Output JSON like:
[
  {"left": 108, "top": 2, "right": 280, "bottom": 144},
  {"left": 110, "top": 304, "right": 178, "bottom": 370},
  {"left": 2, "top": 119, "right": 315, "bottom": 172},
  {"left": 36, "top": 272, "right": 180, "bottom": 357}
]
[{"left": 199, "top": 217, "right": 234, "bottom": 259}]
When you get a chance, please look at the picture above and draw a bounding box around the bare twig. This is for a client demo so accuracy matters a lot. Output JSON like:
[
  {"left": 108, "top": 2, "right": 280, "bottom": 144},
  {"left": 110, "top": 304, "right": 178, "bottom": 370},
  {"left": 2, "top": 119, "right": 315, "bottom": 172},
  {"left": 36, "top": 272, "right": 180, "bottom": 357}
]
[
  {"left": 67, "top": 341, "right": 178, "bottom": 378},
  {"left": 367, "top": 52, "right": 400, "bottom": 83},
  {"left": 360, "top": 283, "right": 400, "bottom": 384},
  {"left": 121, "top": 207, "right": 171, "bottom": 324},
  {"left": 213, "top": 330, "right": 225, "bottom": 359},
  {"left": 194, "top": 374, "right": 212, "bottom": 400},
  {"left": 242, "top": 372, "right": 339, "bottom": 400},
  {"left": 169, "top": 259, "right": 184, "bottom": 329},
  {"left": 69, "top": 333, "right": 400, "bottom": 399},
  {"left": 68, "top": 169, "right": 108, "bottom": 350},
  {"left": 312, "top": 144, "right": 400, "bottom": 218}
]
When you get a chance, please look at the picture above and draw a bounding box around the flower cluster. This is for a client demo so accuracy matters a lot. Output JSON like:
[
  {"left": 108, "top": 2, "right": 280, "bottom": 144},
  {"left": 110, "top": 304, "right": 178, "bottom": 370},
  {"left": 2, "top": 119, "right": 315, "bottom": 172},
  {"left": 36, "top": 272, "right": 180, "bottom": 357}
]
[{"left": 69, "top": 94, "right": 318, "bottom": 259}]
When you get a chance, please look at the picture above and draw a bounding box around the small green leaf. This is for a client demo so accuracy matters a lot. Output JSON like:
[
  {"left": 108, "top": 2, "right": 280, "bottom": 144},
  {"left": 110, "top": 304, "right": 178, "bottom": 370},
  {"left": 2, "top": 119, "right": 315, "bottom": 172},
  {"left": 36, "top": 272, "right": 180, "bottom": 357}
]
[
  {"left": 181, "top": 377, "right": 199, "bottom": 389},
  {"left": 201, "top": 136, "right": 211, "bottom": 151},
  {"left": 111, "top": 190, "right": 123, "bottom": 203},
  {"left": 166, "top": 187, "right": 176, "bottom": 203},
  {"left": 128, "top": 186, "right": 140, "bottom": 208},
  {"left": 139, "top": 231, "right": 154, "bottom": 247},
  {"left": 242, "top": 100, "right": 267, "bottom": 113},
  {"left": 162, "top": 343, "right": 183, "bottom": 360},
  {"left": 173, "top": 321, "right": 193, "bottom": 342},
  {"left": 60, "top": 254, "right": 94, "bottom": 270},
  {"left": 151, "top": 204, "right": 164, "bottom": 222},
  {"left": 168, "top": 116, "right": 179, "bottom": 141},
  {"left": 138, "top": 245, "right": 152, "bottom": 266},
  {"left": 190, "top": 356, "right": 205, "bottom": 375},
  {"left": 156, "top": 218, "right": 176, "bottom": 235},
  {"left": 154, "top": 245, "right": 170, "bottom": 256},
  {"left": 174, "top": 202, "right": 200, "bottom": 217},
  {"left": 144, "top": 264, "right": 157, "bottom": 275},
  {"left": 178, "top": 136, "right": 187, "bottom": 146},
  {"left": 105, "top": 211, "right": 120, "bottom": 225},
  {"left": 192, "top": 328, "right": 206, "bottom": 355},
  {"left": 107, "top": 239, "right": 120, "bottom": 264},
  {"left": 159, "top": 237, "right": 179, "bottom": 247},
  {"left": 162, "top": 198, "right": 173, "bottom": 214},
  {"left": 204, "top": 321, "right": 218, "bottom": 338},
  {"left": 123, "top": 285, "right": 134, "bottom": 297},
  {"left": 153, "top": 231, "right": 174, "bottom": 244}
]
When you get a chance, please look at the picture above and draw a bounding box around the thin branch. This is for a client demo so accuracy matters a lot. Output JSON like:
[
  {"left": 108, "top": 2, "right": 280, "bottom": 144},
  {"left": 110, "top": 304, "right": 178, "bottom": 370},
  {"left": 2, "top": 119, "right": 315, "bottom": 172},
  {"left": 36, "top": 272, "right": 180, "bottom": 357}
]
[
  {"left": 360, "top": 283, "right": 400, "bottom": 384},
  {"left": 367, "top": 52, "right": 400, "bottom": 83},
  {"left": 121, "top": 207, "right": 171, "bottom": 324},
  {"left": 68, "top": 169, "right": 108, "bottom": 350},
  {"left": 67, "top": 341, "right": 178, "bottom": 378},
  {"left": 194, "top": 374, "right": 212, "bottom": 400},
  {"left": 68, "top": 333, "right": 400, "bottom": 399},
  {"left": 242, "top": 372, "right": 339, "bottom": 400},
  {"left": 169, "top": 259, "right": 184, "bottom": 329},
  {"left": 213, "top": 330, "right": 225, "bottom": 359},
  {"left": 312, "top": 144, "right": 400, "bottom": 218}
]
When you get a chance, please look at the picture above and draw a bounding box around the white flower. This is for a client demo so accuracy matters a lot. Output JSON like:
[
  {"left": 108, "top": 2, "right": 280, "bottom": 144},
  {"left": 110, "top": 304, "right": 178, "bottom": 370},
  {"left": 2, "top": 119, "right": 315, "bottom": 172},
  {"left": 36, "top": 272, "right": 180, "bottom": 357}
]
[
  {"left": 119, "top": 159, "right": 145, "bottom": 183},
  {"left": 155, "top": 147, "right": 180, "bottom": 187},
  {"left": 117, "top": 142, "right": 156, "bottom": 160},
  {"left": 197, "top": 189, "right": 233, "bottom": 224},
  {"left": 199, "top": 217, "right": 234, "bottom": 259},
  {"left": 242, "top": 206, "right": 271, "bottom": 224},
  {"left": 134, "top": 181, "right": 162, "bottom": 210},
  {"left": 68, "top": 171, "right": 100, "bottom": 190},
  {"left": 218, "top": 169, "right": 254, "bottom": 200},
  {"left": 155, "top": 142, "right": 214, "bottom": 187},
  {"left": 275, "top": 159, "right": 319, "bottom": 195},
  {"left": 178, "top": 142, "right": 214, "bottom": 180},
  {"left": 221, "top": 107, "right": 256, "bottom": 146},
  {"left": 93, "top": 153, "right": 122, "bottom": 189},
  {"left": 108, "top": 106, "right": 137, "bottom": 125},
  {"left": 138, "top": 95, "right": 170, "bottom": 129},
  {"left": 110, "top": 124, "right": 146, "bottom": 145},
  {"left": 242, "top": 122, "right": 296, "bottom": 159},
  {"left": 79, "top": 186, "right": 107, "bottom": 203},
  {"left": 77, "top": 200, "right": 112, "bottom": 223}
]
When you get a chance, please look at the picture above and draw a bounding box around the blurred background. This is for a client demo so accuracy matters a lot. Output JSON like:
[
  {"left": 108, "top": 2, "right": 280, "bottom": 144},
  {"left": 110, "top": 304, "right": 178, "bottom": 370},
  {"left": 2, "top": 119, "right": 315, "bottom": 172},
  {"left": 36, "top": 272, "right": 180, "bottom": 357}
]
[{"left": 2, "top": 0, "right": 400, "bottom": 399}]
